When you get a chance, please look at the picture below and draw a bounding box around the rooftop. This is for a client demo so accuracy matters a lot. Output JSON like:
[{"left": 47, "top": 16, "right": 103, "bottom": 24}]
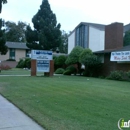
[{"left": 6, "top": 42, "right": 29, "bottom": 49}]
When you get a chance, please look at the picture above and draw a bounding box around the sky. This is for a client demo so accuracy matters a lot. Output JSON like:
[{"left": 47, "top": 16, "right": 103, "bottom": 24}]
[{"left": 0, "top": 0, "right": 130, "bottom": 32}]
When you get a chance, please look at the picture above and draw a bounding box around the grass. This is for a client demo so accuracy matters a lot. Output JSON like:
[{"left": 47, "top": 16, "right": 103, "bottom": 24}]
[
  {"left": 0, "top": 70, "right": 130, "bottom": 130},
  {"left": 0, "top": 68, "right": 43, "bottom": 76}
]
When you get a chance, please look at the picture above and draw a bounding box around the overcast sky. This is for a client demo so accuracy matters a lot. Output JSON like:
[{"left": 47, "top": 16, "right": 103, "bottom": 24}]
[{"left": 0, "top": 0, "right": 130, "bottom": 32}]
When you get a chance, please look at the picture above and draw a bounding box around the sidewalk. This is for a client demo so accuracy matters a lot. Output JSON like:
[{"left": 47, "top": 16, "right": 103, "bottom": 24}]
[{"left": 0, "top": 95, "right": 45, "bottom": 130}]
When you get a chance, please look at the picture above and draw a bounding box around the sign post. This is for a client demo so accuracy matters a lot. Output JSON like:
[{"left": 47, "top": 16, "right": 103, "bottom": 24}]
[{"left": 31, "top": 50, "right": 53, "bottom": 76}]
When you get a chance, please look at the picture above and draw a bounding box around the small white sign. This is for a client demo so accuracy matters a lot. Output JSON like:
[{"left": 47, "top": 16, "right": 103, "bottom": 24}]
[
  {"left": 31, "top": 50, "right": 52, "bottom": 60},
  {"left": 37, "top": 60, "right": 50, "bottom": 72},
  {"left": 110, "top": 51, "right": 130, "bottom": 61}
]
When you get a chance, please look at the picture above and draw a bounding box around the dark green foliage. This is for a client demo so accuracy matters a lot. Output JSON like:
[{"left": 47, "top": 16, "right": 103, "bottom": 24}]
[
  {"left": 0, "top": 19, "right": 8, "bottom": 55},
  {"left": 79, "top": 49, "right": 93, "bottom": 64},
  {"left": 16, "top": 58, "right": 31, "bottom": 69},
  {"left": 54, "top": 55, "right": 67, "bottom": 70},
  {"left": 24, "top": 58, "right": 31, "bottom": 69},
  {"left": 55, "top": 68, "right": 65, "bottom": 74},
  {"left": 59, "top": 30, "right": 68, "bottom": 53},
  {"left": 16, "top": 59, "right": 25, "bottom": 68},
  {"left": 65, "top": 65, "right": 77, "bottom": 75},
  {"left": 6, "top": 59, "right": 16, "bottom": 61},
  {"left": 55, "top": 55, "right": 67, "bottom": 66},
  {"left": 82, "top": 54, "right": 101, "bottom": 77},
  {"left": 107, "top": 71, "right": 126, "bottom": 81},
  {"left": 65, "top": 46, "right": 83, "bottom": 65},
  {"left": 123, "top": 30, "right": 130, "bottom": 46},
  {"left": 82, "top": 71, "right": 88, "bottom": 76},
  {"left": 26, "top": 0, "right": 62, "bottom": 51},
  {"left": 127, "top": 71, "right": 130, "bottom": 78},
  {"left": 5, "top": 21, "right": 27, "bottom": 42},
  {"left": 63, "top": 70, "right": 72, "bottom": 75}
]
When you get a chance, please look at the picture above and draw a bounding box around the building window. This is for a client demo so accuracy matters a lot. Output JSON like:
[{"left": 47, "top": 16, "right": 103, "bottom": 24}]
[
  {"left": 26, "top": 50, "right": 31, "bottom": 57},
  {"left": 10, "top": 48, "right": 15, "bottom": 59},
  {"left": 75, "top": 25, "right": 88, "bottom": 48}
]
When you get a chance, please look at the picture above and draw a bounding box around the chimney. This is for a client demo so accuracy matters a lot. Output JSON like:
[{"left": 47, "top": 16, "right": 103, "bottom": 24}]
[{"left": 105, "top": 22, "right": 123, "bottom": 50}]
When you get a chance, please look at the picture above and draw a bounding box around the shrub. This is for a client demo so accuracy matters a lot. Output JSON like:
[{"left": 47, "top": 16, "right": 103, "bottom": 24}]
[
  {"left": 79, "top": 48, "right": 92, "bottom": 64},
  {"left": 55, "top": 55, "right": 67, "bottom": 67},
  {"left": 65, "top": 46, "right": 83, "bottom": 65},
  {"left": 63, "top": 70, "right": 72, "bottom": 75},
  {"left": 127, "top": 71, "right": 130, "bottom": 79},
  {"left": 82, "top": 71, "right": 88, "bottom": 76},
  {"left": 6, "top": 59, "right": 16, "bottom": 61},
  {"left": 107, "top": 71, "right": 125, "bottom": 81},
  {"left": 0, "top": 65, "right": 11, "bottom": 70},
  {"left": 16, "top": 58, "right": 31, "bottom": 69},
  {"left": 24, "top": 58, "right": 31, "bottom": 69},
  {"left": 66, "top": 65, "right": 77, "bottom": 75},
  {"left": 82, "top": 54, "right": 102, "bottom": 76},
  {"left": 55, "top": 68, "right": 65, "bottom": 74}
]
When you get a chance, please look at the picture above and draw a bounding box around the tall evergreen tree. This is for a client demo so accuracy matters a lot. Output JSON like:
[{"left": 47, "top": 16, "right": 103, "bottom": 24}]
[
  {"left": 26, "top": 0, "right": 62, "bottom": 50},
  {"left": 0, "top": 19, "right": 8, "bottom": 54},
  {"left": 0, "top": 0, "right": 7, "bottom": 55}
]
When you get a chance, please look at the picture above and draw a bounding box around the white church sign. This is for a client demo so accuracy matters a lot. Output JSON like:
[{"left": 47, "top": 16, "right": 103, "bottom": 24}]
[
  {"left": 110, "top": 51, "right": 130, "bottom": 61},
  {"left": 31, "top": 50, "right": 52, "bottom": 72},
  {"left": 31, "top": 50, "right": 52, "bottom": 60}
]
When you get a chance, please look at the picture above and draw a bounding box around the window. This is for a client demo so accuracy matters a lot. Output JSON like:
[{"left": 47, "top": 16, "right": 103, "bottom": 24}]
[
  {"left": 75, "top": 25, "right": 88, "bottom": 48},
  {"left": 10, "top": 49, "right": 15, "bottom": 59},
  {"left": 26, "top": 50, "right": 31, "bottom": 57}
]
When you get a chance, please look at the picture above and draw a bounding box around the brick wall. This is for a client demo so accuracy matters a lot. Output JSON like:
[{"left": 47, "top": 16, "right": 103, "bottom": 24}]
[
  {"left": 105, "top": 23, "right": 123, "bottom": 50},
  {"left": 99, "top": 53, "right": 130, "bottom": 76}
]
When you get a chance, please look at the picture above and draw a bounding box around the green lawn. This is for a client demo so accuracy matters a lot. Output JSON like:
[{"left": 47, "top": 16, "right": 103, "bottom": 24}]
[
  {"left": 0, "top": 68, "right": 43, "bottom": 76},
  {"left": 0, "top": 72, "right": 130, "bottom": 130}
]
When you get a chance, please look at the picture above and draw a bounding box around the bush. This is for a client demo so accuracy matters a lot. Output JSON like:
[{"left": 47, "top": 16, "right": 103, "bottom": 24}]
[
  {"left": 127, "top": 71, "right": 130, "bottom": 78},
  {"left": 16, "top": 59, "right": 24, "bottom": 68},
  {"left": 82, "top": 71, "right": 88, "bottom": 76},
  {"left": 24, "top": 58, "right": 31, "bottom": 69},
  {"left": 0, "top": 65, "right": 11, "bottom": 70},
  {"left": 55, "top": 55, "right": 67, "bottom": 66},
  {"left": 16, "top": 58, "right": 31, "bottom": 68},
  {"left": 63, "top": 70, "right": 72, "bottom": 75},
  {"left": 65, "top": 46, "right": 83, "bottom": 65},
  {"left": 55, "top": 68, "right": 65, "bottom": 74},
  {"left": 6, "top": 59, "right": 16, "bottom": 61},
  {"left": 66, "top": 65, "right": 77, "bottom": 75},
  {"left": 107, "top": 71, "right": 125, "bottom": 81}
]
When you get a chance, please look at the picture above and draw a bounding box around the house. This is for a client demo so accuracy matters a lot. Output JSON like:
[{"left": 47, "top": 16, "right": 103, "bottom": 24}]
[
  {"left": 68, "top": 22, "right": 130, "bottom": 54},
  {"left": 0, "top": 42, "right": 30, "bottom": 62},
  {"left": 94, "top": 23, "right": 130, "bottom": 76}
]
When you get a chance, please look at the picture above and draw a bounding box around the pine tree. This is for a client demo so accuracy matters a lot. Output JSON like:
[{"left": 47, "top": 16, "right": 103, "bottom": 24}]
[
  {"left": 0, "top": 19, "right": 8, "bottom": 54},
  {"left": 26, "top": 0, "right": 62, "bottom": 51},
  {"left": 0, "top": 0, "right": 8, "bottom": 55}
]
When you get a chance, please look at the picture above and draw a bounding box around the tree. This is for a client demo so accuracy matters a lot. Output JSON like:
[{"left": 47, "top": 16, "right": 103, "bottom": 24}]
[
  {"left": 26, "top": 0, "right": 62, "bottom": 51},
  {"left": 0, "top": 0, "right": 7, "bottom": 13},
  {"left": 0, "top": 0, "right": 8, "bottom": 55},
  {"left": 54, "top": 55, "right": 67, "bottom": 69},
  {"left": 65, "top": 46, "right": 83, "bottom": 65},
  {"left": 0, "top": 19, "right": 8, "bottom": 54},
  {"left": 79, "top": 48, "right": 92, "bottom": 64},
  {"left": 82, "top": 53, "right": 101, "bottom": 76},
  {"left": 59, "top": 30, "right": 68, "bottom": 53},
  {"left": 123, "top": 30, "right": 130, "bottom": 46},
  {"left": 5, "top": 21, "right": 27, "bottom": 42}
]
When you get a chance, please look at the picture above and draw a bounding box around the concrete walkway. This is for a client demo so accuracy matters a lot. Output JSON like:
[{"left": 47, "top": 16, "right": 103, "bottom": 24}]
[{"left": 0, "top": 95, "right": 45, "bottom": 130}]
